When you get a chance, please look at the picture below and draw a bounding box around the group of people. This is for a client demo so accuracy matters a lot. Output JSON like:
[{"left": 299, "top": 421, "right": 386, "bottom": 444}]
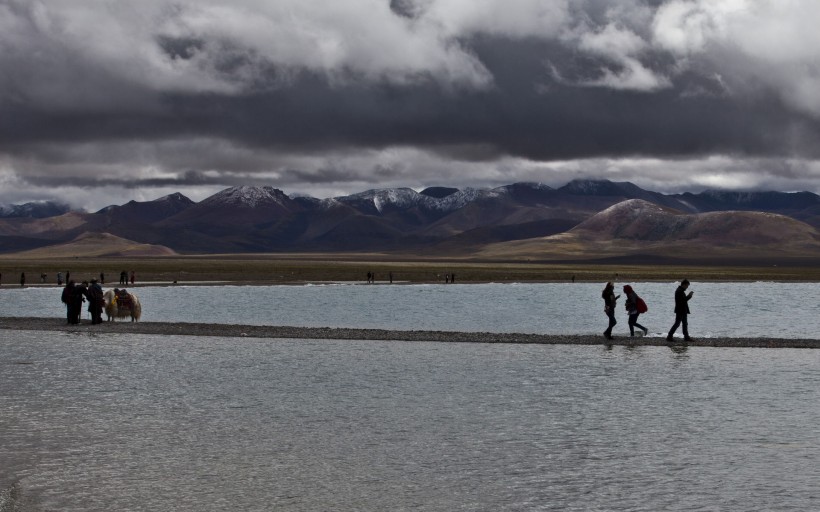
[
  {"left": 602, "top": 279, "right": 694, "bottom": 341},
  {"left": 61, "top": 278, "right": 105, "bottom": 324},
  {"left": 8, "top": 270, "right": 134, "bottom": 288},
  {"left": 119, "top": 270, "right": 135, "bottom": 285}
]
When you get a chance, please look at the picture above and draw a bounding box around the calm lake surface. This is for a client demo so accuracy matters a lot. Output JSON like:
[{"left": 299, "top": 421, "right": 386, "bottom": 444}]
[
  {"left": 1, "top": 281, "right": 819, "bottom": 338},
  {"left": 2, "top": 331, "right": 820, "bottom": 511}
]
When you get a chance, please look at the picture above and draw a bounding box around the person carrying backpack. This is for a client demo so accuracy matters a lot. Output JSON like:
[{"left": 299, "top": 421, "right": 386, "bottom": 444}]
[{"left": 623, "top": 285, "right": 649, "bottom": 337}]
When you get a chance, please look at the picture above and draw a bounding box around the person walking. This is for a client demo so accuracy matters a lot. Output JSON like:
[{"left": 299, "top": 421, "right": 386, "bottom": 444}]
[
  {"left": 20, "top": 272, "right": 25, "bottom": 287},
  {"left": 602, "top": 282, "right": 620, "bottom": 340},
  {"left": 623, "top": 285, "right": 649, "bottom": 336},
  {"left": 130, "top": 271, "right": 135, "bottom": 285},
  {"left": 667, "top": 279, "right": 694, "bottom": 341}
]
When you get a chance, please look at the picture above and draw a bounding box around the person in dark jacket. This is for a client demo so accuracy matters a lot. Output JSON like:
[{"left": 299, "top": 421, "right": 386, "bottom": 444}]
[
  {"left": 667, "top": 279, "right": 694, "bottom": 341},
  {"left": 602, "top": 282, "right": 620, "bottom": 340},
  {"left": 61, "top": 280, "right": 75, "bottom": 324},
  {"left": 62, "top": 280, "right": 85, "bottom": 324},
  {"left": 74, "top": 281, "right": 88, "bottom": 324},
  {"left": 87, "top": 278, "right": 104, "bottom": 324},
  {"left": 623, "top": 285, "right": 648, "bottom": 336}
]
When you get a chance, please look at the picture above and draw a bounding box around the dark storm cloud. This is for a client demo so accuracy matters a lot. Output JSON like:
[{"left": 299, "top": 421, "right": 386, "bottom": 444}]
[
  {"left": 2, "top": 11, "right": 818, "bottom": 161},
  {"left": 135, "top": 52, "right": 820, "bottom": 162},
  {"left": 388, "top": 0, "right": 418, "bottom": 19},
  {"left": 2, "top": 0, "right": 820, "bottom": 210},
  {"left": 282, "top": 165, "right": 383, "bottom": 184},
  {"left": 22, "top": 170, "right": 229, "bottom": 189}
]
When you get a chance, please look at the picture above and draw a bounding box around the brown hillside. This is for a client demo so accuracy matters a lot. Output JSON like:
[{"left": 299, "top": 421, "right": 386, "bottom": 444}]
[
  {"left": 3, "top": 232, "right": 177, "bottom": 258},
  {"left": 0, "top": 211, "right": 95, "bottom": 237},
  {"left": 475, "top": 199, "right": 820, "bottom": 261},
  {"left": 573, "top": 199, "right": 820, "bottom": 246}
]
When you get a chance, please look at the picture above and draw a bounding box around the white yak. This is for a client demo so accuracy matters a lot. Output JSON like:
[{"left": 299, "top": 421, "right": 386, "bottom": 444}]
[{"left": 103, "top": 288, "right": 142, "bottom": 322}]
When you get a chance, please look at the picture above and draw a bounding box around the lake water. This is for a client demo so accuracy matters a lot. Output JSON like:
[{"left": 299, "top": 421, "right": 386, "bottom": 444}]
[
  {"left": 3, "top": 331, "right": 820, "bottom": 511},
  {"left": 1, "top": 282, "right": 819, "bottom": 338}
]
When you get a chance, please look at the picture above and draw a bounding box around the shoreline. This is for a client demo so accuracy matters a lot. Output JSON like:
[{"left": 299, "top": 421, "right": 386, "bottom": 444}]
[
  {"left": 2, "top": 317, "right": 819, "bottom": 348},
  {"left": 2, "top": 274, "right": 820, "bottom": 290},
  {"left": 2, "top": 257, "right": 820, "bottom": 285}
]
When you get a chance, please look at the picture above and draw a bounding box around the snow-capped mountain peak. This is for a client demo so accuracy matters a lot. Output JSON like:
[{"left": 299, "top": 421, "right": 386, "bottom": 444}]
[
  {"left": 156, "top": 192, "right": 193, "bottom": 204},
  {"left": 0, "top": 201, "right": 71, "bottom": 218},
  {"left": 203, "top": 186, "right": 290, "bottom": 208},
  {"left": 339, "top": 186, "right": 502, "bottom": 214}
]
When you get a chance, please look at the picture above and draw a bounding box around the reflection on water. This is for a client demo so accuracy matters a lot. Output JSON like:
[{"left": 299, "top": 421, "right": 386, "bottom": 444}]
[
  {"left": 3, "top": 330, "right": 820, "bottom": 511},
  {"left": 1, "top": 282, "right": 819, "bottom": 338}
]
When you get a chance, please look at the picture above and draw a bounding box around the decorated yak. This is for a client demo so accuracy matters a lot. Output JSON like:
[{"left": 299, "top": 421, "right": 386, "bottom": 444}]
[{"left": 103, "top": 288, "right": 142, "bottom": 322}]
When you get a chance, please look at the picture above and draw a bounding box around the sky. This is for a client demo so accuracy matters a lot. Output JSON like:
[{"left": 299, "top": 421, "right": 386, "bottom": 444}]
[{"left": 2, "top": 0, "right": 820, "bottom": 211}]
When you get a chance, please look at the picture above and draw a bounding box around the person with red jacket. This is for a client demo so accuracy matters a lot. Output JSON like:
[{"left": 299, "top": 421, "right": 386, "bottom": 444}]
[{"left": 623, "top": 285, "right": 648, "bottom": 337}]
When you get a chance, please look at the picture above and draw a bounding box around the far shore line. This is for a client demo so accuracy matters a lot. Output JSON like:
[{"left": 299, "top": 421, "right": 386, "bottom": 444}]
[
  {"left": 2, "top": 317, "right": 818, "bottom": 348},
  {"left": 2, "top": 275, "right": 820, "bottom": 289},
  {"left": 2, "top": 257, "right": 820, "bottom": 285}
]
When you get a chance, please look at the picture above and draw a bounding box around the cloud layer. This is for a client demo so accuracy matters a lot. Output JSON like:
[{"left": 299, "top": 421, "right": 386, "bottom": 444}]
[{"left": 2, "top": 0, "right": 820, "bottom": 210}]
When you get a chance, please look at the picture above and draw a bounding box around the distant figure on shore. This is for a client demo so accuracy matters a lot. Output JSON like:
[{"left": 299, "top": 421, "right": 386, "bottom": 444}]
[
  {"left": 57, "top": 272, "right": 63, "bottom": 286},
  {"left": 40, "top": 273, "right": 46, "bottom": 283},
  {"left": 66, "top": 271, "right": 70, "bottom": 283},
  {"left": 120, "top": 271, "right": 127, "bottom": 285},
  {"left": 366, "top": 271, "right": 372, "bottom": 284},
  {"left": 389, "top": 272, "right": 393, "bottom": 284},
  {"left": 445, "top": 274, "right": 450, "bottom": 284},
  {"left": 451, "top": 273, "right": 455, "bottom": 284},
  {"left": 20, "top": 272, "right": 25, "bottom": 287},
  {"left": 571, "top": 275, "right": 575, "bottom": 283},
  {"left": 667, "top": 279, "right": 694, "bottom": 342},
  {"left": 130, "top": 271, "right": 135, "bottom": 285},
  {"left": 623, "top": 285, "right": 649, "bottom": 337},
  {"left": 602, "top": 282, "right": 620, "bottom": 340},
  {"left": 100, "top": 272, "right": 105, "bottom": 285}
]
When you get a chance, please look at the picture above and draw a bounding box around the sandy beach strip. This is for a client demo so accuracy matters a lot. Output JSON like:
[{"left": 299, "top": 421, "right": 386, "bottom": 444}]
[{"left": 1, "top": 316, "right": 818, "bottom": 348}]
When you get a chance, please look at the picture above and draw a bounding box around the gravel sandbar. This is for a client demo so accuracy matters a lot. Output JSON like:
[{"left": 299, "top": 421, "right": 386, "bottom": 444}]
[{"left": 1, "top": 317, "right": 818, "bottom": 348}]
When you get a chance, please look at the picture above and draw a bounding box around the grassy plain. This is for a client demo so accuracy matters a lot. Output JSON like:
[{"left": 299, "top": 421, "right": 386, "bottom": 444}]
[{"left": 1, "top": 254, "right": 819, "bottom": 285}]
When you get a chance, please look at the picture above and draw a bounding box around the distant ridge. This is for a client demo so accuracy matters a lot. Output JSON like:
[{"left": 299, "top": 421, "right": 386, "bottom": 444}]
[
  {"left": 0, "top": 201, "right": 70, "bottom": 219},
  {"left": 7, "top": 232, "right": 177, "bottom": 258},
  {"left": 476, "top": 199, "right": 820, "bottom": 262},
  {"left": 573, "top": 199, "right": 819, "bottom": 246},
  {"left": 1, "top": 180, "right": 819, "bottom": 260}
]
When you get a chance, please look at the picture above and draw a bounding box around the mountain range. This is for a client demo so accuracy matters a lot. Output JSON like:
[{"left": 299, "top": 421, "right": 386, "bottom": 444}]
[{"left": 1, "top": 179, "right": 819, "bottom": 262}]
